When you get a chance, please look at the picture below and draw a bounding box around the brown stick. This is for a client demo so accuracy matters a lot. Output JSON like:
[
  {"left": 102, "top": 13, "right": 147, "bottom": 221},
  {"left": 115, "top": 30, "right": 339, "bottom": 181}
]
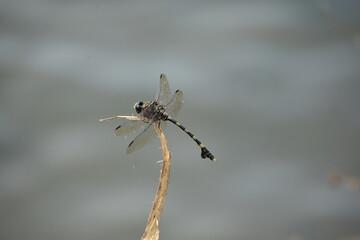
[
  {"left": 99, "top": 115, "right": 146, "bottom": 122},
  {"left": 141, "top": 123, "right": 171, "bottom": 240}
]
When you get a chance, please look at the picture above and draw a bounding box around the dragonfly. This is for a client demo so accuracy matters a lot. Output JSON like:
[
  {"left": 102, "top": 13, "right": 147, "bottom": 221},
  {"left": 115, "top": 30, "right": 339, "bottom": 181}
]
[{"left": 100, "top": 74, "right": 216, "bottom": 161}]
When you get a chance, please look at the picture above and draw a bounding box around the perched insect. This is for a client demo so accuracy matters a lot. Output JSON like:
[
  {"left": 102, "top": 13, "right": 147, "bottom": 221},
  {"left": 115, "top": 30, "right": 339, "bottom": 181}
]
[{"left": 100, "top": 74, "right": 216, "bottom": 161}]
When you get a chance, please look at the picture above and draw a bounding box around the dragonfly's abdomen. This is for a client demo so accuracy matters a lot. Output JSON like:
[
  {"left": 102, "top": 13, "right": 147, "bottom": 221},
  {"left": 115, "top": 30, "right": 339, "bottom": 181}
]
[{"left": 166, "top": 117, "right": 217, "bottom": 161}]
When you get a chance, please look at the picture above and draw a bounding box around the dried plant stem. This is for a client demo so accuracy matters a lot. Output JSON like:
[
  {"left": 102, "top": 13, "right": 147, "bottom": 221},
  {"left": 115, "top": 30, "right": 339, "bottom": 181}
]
[
  {"left": 99, "top": 115, "right": 146, "bottom": 122},
  {"left": 99, "top": 115, "right": 171, "bottom": 240},
  {"left": 141, "top": 123, "right": 171, "bottom": 240}
]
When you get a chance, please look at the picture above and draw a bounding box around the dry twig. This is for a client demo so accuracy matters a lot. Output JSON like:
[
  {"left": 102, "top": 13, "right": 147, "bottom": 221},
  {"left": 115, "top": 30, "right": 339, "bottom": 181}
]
[
  {"left": 100, "top": 115, "right": 171, "bottom": 240},
  {"left": 141, "top": 123, "right": 171, "bottom": 240},
  {"left": 99, "top": 115, "right": 147, "bottom": 122}
]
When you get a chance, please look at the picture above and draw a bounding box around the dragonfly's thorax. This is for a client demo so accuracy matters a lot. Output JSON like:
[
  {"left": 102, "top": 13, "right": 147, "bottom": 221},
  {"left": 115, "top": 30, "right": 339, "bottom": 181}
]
[{"left": 135, "top": 101, "right": 168, "bottom": 121}]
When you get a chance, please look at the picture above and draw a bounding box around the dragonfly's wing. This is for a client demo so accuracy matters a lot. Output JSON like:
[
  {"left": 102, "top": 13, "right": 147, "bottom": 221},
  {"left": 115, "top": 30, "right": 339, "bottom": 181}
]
[
  {"left": 115, "top": 119, "right": 148, "bottom": 136},
  {"left": 126, "top": 121, "right": 167, "bottom": 154},
  {"left": 165, "top": 90, "right": 183, "bottom": 118},
  {"left": 155, "top": 74, "right": 172, "bottom": 106}
]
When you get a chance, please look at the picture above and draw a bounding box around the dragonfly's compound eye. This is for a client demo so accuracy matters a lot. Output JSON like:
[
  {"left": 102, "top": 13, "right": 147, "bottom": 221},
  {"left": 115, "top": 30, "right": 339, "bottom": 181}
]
[{"left": 134, "top": 101, "right": 144, "bottom": 113}]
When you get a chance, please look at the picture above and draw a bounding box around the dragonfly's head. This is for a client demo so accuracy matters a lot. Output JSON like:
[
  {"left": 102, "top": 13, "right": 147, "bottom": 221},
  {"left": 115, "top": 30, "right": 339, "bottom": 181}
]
[{"left": 134, "top": 101, "right": 144, "bottom": 114}]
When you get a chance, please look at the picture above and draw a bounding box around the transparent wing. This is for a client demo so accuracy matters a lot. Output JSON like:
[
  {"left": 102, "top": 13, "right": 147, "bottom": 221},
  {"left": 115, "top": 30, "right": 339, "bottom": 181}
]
[
  {"left": 165, "top": 90, "right": 183, "bottom": 118},
  {"left": 155, "top": 74, "right": 172, "bottom": 106},
  {"left": 114, "top": 119, "right": 148, "bottom": 136},
  {"left": 126, "top": 121, "right": 167, "bottom": 154}
]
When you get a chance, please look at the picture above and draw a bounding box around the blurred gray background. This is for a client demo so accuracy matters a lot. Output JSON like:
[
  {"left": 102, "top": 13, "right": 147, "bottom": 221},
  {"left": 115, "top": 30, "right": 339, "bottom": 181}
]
[{"left": 1, "top": 0, "right": 360, "bottom": 239}]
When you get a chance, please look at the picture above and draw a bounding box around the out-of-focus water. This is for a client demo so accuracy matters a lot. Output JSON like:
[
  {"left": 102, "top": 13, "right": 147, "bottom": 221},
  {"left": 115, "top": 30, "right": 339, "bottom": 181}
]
[{"left": 1, "top": 0, "right": 360, "bottom": 240}]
